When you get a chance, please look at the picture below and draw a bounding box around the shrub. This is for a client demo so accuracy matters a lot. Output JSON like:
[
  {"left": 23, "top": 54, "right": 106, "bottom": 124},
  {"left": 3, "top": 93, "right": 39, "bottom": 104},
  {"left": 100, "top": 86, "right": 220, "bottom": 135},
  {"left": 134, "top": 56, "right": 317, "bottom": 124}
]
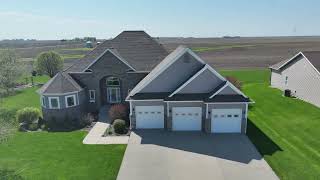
[
  {"left": 113, "top": 119, "right": 127, "bottom": 134},
  {"left": 16, "top": 107, "right": 41, "bottom": 125},
  {"left": 109, "top": 104, "right": 128, "bottom": 121},
  {"left": 28, "top": 123, "right": 38, "bottom": 131},
  {"left": 226, "top": 76, "right": 242, "bottom": 90}
]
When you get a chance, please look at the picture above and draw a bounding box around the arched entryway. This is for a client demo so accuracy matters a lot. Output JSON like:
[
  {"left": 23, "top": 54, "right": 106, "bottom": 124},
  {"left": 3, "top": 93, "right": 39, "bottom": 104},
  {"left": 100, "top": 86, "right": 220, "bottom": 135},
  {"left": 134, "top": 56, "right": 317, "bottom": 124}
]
[{"left": 105, "top": 76, "right": 121, "bottom": 104}]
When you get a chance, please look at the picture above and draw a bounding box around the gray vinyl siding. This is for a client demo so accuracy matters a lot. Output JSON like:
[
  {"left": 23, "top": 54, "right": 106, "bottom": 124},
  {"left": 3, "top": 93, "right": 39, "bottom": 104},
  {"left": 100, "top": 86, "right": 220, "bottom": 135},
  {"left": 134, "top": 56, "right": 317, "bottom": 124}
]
[
  {"left": 218, "top": 86, "right": 238, "bottom": 95},
  {"left": 270, "top": 69, "right": 283, "bottom": 89},
  {"left": 140, "top": 52, "right": 203, "bottom": 93},
  {"left": 177, "top": 69, "right": 224, "bottom": 94},
  {"left": 42, "top": 90, "right": 86, "bottom": 121},
  {"left": 207, "top": 103, "right": 247, "bottom": 133},
  {"left": 272, "top": 55, "right": 320, "bottom": 107}
]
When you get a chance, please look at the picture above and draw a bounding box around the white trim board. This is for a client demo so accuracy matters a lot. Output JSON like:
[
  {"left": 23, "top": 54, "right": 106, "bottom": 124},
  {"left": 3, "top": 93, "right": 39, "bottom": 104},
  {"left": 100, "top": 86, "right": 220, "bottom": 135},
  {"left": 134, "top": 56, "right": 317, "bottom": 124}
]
[
  {"left": 83, "top": 49, "right": 136, "bottom": 72},
  {"left": 127, "top": 99, "right": 164, "bottom": 102},
  {"left": 41, "top": 91, "right": 81, "bottom": 96},
  {"left": 128, "top": 47, "right": 205, "bottom": 96}
]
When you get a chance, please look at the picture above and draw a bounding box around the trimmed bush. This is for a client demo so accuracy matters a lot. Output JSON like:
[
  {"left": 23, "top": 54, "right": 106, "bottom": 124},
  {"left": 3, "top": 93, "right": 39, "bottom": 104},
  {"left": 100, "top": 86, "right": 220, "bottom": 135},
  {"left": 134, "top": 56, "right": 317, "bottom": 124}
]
[
  {"left": 16, "top": 107, "right": 41, "bottom": 125},
  {"left": 113, "top": 119, "right": 127, "bottom": 134},
  {"left": 109, "top": 104, "right": 128, "bottom": 121},
  {"left": 28, "top": 123, "right": 38, "bottom": 131}
]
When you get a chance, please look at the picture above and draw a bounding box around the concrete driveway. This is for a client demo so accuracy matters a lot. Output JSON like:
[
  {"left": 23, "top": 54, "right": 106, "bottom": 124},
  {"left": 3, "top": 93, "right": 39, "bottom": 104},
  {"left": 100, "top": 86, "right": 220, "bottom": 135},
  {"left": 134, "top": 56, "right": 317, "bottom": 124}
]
[{"left": 117, "top": 130, "right": 278, "bottom": 180}]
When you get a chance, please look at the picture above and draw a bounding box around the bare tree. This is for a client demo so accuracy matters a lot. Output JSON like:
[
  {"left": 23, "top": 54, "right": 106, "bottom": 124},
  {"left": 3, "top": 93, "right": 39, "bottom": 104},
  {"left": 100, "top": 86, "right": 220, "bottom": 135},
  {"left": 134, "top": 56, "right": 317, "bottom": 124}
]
[
  {"left": 35, "top": 51, "right": 63, "bottom": 77},
  {"left": 0, "top": 49, "right": 24, "bottom": 94}
]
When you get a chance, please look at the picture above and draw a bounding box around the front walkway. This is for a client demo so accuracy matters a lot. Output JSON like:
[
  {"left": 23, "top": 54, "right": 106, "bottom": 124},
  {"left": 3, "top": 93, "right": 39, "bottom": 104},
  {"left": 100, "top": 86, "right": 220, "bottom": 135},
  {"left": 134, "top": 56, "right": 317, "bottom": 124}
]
[{"left": 82, "top": 105, "right": 129, "bottom": 144}]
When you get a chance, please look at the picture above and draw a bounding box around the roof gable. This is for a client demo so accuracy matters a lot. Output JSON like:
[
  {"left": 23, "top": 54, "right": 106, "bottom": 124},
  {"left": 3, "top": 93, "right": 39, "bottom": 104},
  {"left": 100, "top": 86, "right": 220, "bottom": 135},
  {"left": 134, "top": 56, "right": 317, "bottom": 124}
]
[
  {"left": 168, "top": 65, "right": 225, "bottom": 97},
  {"left": 66, "top": 31, "right": 168, "bottom": 72},
  {"left": 270, "top": 51, "right": 320, "bottom": 76},
  {"left": 84, "top": 49, "right": 136, "bottom": 72},
  {"left": 128, "top": 46, "right": 205, "bottom": 96}
]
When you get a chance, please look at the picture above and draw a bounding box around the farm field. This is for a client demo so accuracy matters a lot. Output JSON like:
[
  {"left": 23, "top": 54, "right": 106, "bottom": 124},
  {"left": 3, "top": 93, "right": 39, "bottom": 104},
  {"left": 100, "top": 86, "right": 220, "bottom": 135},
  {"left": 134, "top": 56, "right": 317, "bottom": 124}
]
[
  {"left": 3, "top": 36, "right": 320, "bottom": 71},
  {"left": 1, "top": 69, "right": 320, "bottom": 179}
]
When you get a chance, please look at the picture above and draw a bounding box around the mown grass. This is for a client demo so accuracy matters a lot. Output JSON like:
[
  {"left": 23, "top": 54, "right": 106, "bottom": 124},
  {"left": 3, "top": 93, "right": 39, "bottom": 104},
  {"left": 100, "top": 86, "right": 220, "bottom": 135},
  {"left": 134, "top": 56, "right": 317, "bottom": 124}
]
[
  {"left": 62, "top": 54, "right": 85, "bottom": 60},
  {"left": 192, "top": 45, "right": 255, "bottom": 52},
  {"left": 60, "top": 47, "right": 93, "bottom": 51},
  {"left": 17, "top": 75, "right": 50, "bottom": 85},
  {"left": 0, "top": 76, "right": 126, "bottom": 180},
  {"left": 221, "top": 69, "right": 320, "bottom": 180},
  {"left": 0, "top": 131, "right": 126, "bottom": 180}
]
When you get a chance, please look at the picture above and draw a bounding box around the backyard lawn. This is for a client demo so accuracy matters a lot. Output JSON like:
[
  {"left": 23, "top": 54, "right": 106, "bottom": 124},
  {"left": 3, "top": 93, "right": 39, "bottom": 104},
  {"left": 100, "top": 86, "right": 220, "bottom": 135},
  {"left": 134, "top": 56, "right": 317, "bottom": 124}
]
[{"left": 221, "top": 69, "right": 320, "bottom": 180}]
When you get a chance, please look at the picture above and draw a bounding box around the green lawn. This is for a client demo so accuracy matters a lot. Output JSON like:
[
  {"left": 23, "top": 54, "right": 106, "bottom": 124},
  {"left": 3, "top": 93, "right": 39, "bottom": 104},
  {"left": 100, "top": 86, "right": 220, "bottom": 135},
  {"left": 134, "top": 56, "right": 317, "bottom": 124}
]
[
  {"left": 0, "top": 131, "right": 126, "bottom": 180},
  {"left": 1, "top": 87, "right": 41, "bottom": 111},
  {"left": 0, "top": 77, "right": 127, "bottom": 180},
  {"left": 18, "top": 75, "right": 50, "bottom": 85},
  {"left": 220, "top": 69, "right": 320, "bottom": 179},
  {"left": 62, "top": 54, "right": 85, "bottom": 60},
  {"left": 1, "top": 69, "right": 320, "bottom": 179}
]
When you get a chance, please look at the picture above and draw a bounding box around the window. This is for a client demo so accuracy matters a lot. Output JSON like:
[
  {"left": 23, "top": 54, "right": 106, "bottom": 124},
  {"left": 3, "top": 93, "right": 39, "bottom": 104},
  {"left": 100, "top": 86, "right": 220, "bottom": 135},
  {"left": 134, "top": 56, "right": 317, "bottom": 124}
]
[
  {"left": 49, "top": 97, "right": 60, "bottom": 109},
  {"left": 106, "top": 77, "right": 120, "bottom": 86},
  {"left": 41, "top": 96, "right": 46, "bottom": 107},
  {"left": 285, "top": 76, "right": 288, "bottom": 85},
  {"left": 65, "top": 95, "right": 76, "bottom": 108},
  {"left": 107, "top": 87, "right": 121, "bottom": 103},
  {"left": 89, "top": 90, "right": 95, "bottom": 102}
]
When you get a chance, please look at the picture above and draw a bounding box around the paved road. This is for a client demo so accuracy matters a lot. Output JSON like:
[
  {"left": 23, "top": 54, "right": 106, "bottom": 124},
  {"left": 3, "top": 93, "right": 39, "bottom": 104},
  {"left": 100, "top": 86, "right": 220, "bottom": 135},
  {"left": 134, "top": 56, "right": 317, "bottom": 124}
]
[{"left": 117, "top": 130, "right": 278, "bottom": 180}]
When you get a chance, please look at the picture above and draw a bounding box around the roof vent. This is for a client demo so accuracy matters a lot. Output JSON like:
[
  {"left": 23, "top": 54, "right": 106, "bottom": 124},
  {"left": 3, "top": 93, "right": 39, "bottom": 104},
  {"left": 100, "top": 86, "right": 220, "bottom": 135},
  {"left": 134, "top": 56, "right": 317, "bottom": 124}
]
[{"left": 85, "top": 69, "right": 93, "bottom": 73}]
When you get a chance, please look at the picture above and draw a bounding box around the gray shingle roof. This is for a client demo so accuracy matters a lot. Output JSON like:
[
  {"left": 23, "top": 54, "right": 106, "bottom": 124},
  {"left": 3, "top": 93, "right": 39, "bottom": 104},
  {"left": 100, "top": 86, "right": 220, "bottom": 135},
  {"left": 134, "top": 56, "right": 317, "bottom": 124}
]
[
  {"left": 66, "top": 31, "right": 168, "bottom": 72},
  {"left": 270, "top": 51, "right": 320, "bottom": 72},
  {"left": 205, "top": 95, "right": 250, "bottom": 102},
  {"left": 38, "top": 72, "right": 82, "bottom": 94}
]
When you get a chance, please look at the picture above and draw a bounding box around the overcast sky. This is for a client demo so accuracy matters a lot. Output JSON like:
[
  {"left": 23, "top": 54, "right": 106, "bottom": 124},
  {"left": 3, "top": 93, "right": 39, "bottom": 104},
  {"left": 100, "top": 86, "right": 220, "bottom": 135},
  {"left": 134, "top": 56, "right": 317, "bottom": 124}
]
[{"left": 0, "top": 0, "right": 320, "bottom": 40}]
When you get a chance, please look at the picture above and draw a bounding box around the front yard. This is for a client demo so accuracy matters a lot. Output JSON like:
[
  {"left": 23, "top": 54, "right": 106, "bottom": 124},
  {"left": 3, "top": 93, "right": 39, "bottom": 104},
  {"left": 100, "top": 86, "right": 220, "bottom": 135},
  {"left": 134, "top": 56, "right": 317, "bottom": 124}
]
[
  {"left": 0, "top": 131, "right": 126, "bottom": 180},
  {"left": 0, "top": 69, "right": 319, "bottom": 179}
]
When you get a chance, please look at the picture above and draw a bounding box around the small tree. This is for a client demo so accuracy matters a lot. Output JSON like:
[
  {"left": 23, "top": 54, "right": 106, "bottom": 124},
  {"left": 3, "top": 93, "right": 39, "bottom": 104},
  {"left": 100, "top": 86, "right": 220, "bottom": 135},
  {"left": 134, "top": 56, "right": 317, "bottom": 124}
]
[
  {"left": 0, "top": 109, "right": 17, "bottom": 143},
  {"left": 35, "top": 51, "right": 63, "bottom": 78},
  {"left": 0, "top": 50, "right": 24, "bottom": 94},
  {"left": 226, "top": 76, "right": 242, "bottom": 90}
]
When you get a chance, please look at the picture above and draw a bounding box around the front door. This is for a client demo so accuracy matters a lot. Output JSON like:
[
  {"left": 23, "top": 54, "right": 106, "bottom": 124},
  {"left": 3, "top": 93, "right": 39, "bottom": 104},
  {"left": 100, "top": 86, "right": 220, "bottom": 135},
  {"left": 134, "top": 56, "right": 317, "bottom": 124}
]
[{"left": 107, "top": 87, "right": 121, "bottom": 103}]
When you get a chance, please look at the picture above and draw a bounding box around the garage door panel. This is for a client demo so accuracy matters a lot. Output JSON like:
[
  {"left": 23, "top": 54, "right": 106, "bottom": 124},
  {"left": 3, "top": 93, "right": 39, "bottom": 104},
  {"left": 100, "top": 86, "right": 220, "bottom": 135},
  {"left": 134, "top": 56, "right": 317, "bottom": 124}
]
[
  {"left": 211, "top": 109, "right": 242, "bottom": 133},
  {"left": 136, "top": 106, "right": 164, "bottom": 129},
  {"left": 172, "top": 107, "right": 202, "bottom": 131}
]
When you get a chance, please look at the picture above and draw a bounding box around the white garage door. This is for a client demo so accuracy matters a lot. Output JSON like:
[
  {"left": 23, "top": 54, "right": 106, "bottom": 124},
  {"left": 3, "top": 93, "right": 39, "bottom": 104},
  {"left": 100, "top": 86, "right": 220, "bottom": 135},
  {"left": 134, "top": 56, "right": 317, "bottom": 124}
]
[
  {"left": 211, "top": 109, "right": 242, "bottom": 133},
  {"left": 135, "top": 106, "right": 164, "bottom": 129},
  {"left": 172, "top": 107, "right": 202, "bottom": 131}
]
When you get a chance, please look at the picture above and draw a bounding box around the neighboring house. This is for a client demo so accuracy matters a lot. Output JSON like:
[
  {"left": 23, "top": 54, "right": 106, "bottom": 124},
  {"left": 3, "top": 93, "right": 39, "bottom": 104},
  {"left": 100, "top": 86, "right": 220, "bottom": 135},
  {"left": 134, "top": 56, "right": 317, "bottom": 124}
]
[
  {"left": 38, "top": 31, "right": 251, "bottom": 133},
  {"left": 270, "top": 51, "right": 320, "bottom": 107}
]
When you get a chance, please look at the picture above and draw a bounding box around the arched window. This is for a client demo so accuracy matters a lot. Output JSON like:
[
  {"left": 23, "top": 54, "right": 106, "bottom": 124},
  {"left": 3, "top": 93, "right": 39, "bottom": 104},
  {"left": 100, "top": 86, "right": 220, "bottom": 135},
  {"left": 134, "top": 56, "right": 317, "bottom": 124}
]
[{"left": 106, "top": 77, "right": 120, "bottom": 86}]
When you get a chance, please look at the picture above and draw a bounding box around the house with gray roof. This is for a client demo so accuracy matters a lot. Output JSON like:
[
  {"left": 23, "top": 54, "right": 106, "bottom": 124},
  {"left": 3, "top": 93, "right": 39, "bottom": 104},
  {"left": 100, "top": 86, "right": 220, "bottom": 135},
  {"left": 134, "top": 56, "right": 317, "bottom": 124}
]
[
  {"left": 270, "top": 51, "right": 320, "bottom": 107},
  {"left": 38, "top": 31, "right": 251, "bottom": 133}
]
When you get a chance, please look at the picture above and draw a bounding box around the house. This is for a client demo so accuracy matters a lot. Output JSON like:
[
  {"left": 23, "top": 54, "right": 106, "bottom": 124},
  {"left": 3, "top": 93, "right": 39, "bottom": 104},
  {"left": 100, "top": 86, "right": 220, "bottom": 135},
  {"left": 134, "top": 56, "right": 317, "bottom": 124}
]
[
  {"left": 38, "top": 31, "right": 251, "bottom": 133},
  {"left": 270, "top": 51, "right": 320, "bottom": 107}
]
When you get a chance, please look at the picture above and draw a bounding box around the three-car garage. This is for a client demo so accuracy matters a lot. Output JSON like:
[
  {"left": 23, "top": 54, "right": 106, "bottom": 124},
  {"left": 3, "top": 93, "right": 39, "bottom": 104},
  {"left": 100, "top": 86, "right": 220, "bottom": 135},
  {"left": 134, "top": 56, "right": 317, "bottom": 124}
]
[{"left": 134, "top": 104, "right": 245, "bottom": 133}]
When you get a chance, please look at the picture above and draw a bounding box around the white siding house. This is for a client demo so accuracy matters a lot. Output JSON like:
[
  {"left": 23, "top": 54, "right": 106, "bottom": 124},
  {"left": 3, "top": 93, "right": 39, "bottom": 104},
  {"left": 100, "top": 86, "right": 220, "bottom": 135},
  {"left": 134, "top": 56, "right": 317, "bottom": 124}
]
[{"left": 270, "top": 51, "right": 320, "bottom": 107}]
